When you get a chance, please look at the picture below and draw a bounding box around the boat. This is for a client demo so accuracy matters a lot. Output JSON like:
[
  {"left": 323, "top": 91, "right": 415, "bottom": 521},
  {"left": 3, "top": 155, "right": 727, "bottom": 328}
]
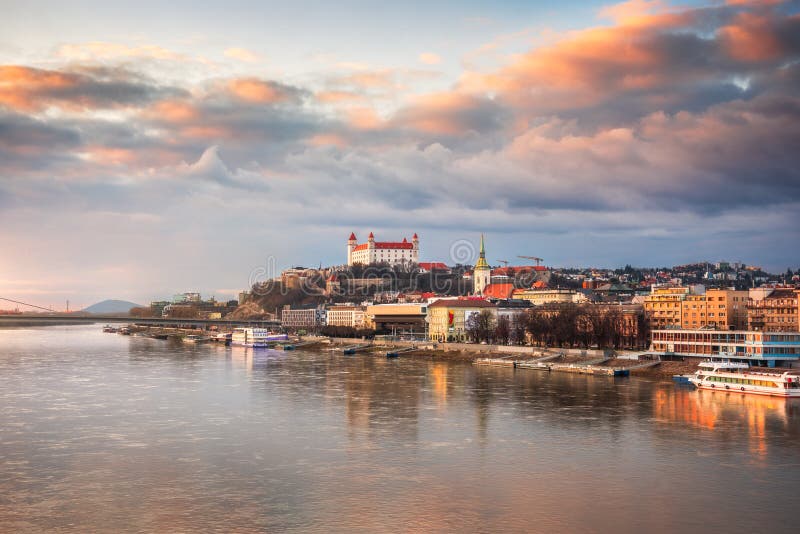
[
  {"left": 688, "top": 360, "right": 800, "bottom": 397},
  {"left": 102, "top": 325, "right": 118, "bottom": 333},
  {"left": 183, "top": 334, "right": 211, "bottom": 344},
  {"left": 231, "top": 328, "right": 287, "bottom": 348},
  {"left": 213, "top": 332, "right": 232, "bottom": 346}
]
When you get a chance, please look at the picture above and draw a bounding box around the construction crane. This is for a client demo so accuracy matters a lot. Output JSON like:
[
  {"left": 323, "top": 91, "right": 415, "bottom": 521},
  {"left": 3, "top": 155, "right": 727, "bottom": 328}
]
[
  {"left": 497, "top": 260, "right": 509, "bottom": 267},
  {"left": 518, "top": 255, "right": 544, "bottom": 266}
]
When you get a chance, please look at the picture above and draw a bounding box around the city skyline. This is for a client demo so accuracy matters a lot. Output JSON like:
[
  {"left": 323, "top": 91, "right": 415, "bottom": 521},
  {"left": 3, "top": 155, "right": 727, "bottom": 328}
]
[{"left": 1, "top": 0, "right": 799, "bottom": 307}]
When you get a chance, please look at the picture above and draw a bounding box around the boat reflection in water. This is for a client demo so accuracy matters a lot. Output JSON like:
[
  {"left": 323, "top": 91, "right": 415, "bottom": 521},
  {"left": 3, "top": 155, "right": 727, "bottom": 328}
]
[{"left": 653, "top": 385, "right": 800, "bottom": 458}]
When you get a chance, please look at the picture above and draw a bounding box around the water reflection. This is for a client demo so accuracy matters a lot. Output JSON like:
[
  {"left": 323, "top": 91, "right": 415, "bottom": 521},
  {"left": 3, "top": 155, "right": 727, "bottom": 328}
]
[{"left": 2, "top": 326, "right": 800, "bottom": 533}]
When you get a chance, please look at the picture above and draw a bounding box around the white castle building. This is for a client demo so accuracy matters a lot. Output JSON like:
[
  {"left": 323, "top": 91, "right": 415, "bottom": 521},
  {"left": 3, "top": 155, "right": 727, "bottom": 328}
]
[{"left": 347, "top": 232, "right": 419, "bottom": 266}]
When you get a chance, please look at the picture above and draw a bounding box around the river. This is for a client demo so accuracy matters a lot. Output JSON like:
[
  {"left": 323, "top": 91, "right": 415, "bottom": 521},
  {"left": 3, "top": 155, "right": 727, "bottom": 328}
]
[{"left": 1, "top": 325, "right": 799, "bottom": 532}]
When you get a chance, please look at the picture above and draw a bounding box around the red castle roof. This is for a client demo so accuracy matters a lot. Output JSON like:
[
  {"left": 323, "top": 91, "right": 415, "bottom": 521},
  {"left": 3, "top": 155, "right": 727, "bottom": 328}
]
[{"left": 349, "top": 232, "right": 356, "bottom": 241}]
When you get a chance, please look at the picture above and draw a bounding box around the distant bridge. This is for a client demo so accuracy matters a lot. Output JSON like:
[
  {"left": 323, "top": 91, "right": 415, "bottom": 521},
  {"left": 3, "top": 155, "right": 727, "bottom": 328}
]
[{"left": 0, "top": 314, "right": 281, "bottom": 329}]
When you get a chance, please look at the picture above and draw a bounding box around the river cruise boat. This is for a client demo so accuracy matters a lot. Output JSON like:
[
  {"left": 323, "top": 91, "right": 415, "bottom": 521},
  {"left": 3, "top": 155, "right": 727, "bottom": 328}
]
[
  {"left": 688, "top": 361, "right": 800, "bottom": 398},
  {"left": 231, "top": 328, "right": 288, "bottom": 348}
]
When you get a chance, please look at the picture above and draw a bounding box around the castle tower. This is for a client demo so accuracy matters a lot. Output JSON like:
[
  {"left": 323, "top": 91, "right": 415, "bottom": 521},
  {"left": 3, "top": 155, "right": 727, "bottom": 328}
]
[
  {"left": 473, "top": 234, "right": 491, "bottom": 296},
  {"left": 347, "top": 232, "right": 357, "bottom": 265},
  {"left": 368, "top": 232, "right": 375, "bottom": 263},
  {"left": 412, "top": 232, "right": 419, "bottom": 263}
]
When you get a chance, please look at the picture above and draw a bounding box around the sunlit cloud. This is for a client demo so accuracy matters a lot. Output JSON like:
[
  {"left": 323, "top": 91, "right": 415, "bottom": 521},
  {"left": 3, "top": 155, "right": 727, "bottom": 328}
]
[
  {"left": 224, "top": 47, "right": 263, "bottom": 63},
  {"left": 418, "top": 52, "right": 441, "bottom": 65}
]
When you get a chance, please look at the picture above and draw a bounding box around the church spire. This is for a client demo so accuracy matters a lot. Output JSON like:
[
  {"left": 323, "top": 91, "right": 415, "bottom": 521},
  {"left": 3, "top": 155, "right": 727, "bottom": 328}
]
[{"left": 474, "top": 233, "right": 489, "bottom": 270}]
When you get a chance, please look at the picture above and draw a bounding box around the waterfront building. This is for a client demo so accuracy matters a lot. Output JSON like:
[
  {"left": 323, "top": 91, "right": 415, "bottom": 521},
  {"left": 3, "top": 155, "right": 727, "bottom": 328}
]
[
  {"left": 747, "top": 287, "right": 799, "bottom": 332},
  {"left": 643, "top": 286, "right": 747, "bottom": 330},
  {"left": 281, "top": 305, "right": 323, "bottom": 330},
  {"left": 347, "top": 232, "right": 419, "bottom": 266},
  {"left": 326, "top": 305, "right": 365, "bottom": 328},
  {"left": 364, "top": 303, "right": 428, "bottom": 335},
  {"left": 681, "top": 288, "right": 748, "bottom": 330},
  {"left": 651, "top": 329, "right": 800, "bottom": 367},
  {"left": 472, "top": 235, "right": 491, "bottom": 296},
  {"left": 427, "top": 299, "right": 496, "bottom": 342},
  {"left": 643, "top": 286, "right": 690, "bottom": 329},
  {"left": 172, "top": 292, "right": 201, "bottom": 304}
]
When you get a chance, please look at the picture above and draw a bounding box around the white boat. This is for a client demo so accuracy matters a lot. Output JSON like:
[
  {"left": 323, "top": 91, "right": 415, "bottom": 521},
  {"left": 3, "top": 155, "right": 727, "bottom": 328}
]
[
  {"left": 183, "top": 334, "right": 211, "bottom": 344},
  {"left": 689, "top": 360, "right": 800, "bottom": 398},
  {"left": 231, "top": 328, "right": 288, "bottom": 348}
]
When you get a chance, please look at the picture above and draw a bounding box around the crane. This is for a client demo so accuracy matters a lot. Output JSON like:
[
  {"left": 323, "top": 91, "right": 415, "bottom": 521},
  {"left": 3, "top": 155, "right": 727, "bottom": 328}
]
[
  {"left": 518, "top": 255, "right": 544, "bottom": 266},
  {"left": 497, "top": 260, "right": 509, "bottom": 267}
]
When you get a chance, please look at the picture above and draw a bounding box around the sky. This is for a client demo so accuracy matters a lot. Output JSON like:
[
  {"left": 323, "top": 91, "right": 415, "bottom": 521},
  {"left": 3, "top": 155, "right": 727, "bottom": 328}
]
[{"left": 1, "top": 0, "right": 799, "bottom": 309}]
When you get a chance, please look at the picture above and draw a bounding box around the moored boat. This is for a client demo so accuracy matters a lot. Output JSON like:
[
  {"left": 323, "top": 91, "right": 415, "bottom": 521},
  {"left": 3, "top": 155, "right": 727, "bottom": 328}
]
[
  {"left": 231, "top": 328, "right": 287, "bottom": 348},
  {"left": 688, "top": 360, "right": 800, "bottom": 397}
]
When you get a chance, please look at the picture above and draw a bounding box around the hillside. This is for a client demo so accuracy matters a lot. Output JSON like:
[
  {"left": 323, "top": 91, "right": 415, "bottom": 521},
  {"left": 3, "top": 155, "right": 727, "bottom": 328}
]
[{"left": 82, "top": 299, "right": 143, "bottom": 314}]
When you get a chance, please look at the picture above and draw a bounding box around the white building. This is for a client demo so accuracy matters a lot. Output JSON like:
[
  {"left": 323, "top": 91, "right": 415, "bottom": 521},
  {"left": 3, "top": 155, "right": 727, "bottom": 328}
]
[
  {"left": 347, "top": 232, "right": 419, "bottom": 266},
  {"left": 326, "top": 305, "right": 366, "bottom": 328}
]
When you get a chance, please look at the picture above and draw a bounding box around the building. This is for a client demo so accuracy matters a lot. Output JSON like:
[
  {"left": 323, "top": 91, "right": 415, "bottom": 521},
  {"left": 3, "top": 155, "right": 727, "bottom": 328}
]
[
  {"left": 326, "top": 305, "right": 365, "bottom": 328},
  {"left": 427, "top": 299, "right": 496, "bottom": 342},
  {"left": 281, "top": 305, "right": 323, "bottom": 330},
  {"left": 472, "top": 235, "right": 491, "bottom": 296},
  {"left": 512, "top": 288, "right": 586, "bottom": 306},
  {"left": 172, "top": 292, "right": 201, "bottom": 304},
  {"left": 680, "top": 288, "right": 748, "bottom": 330},
  {"left": 643, "top": 286, "right": 690, "bottom": 329},
  {"left": 347, "top": 232, "right": 419, "bottom": 266},
  {"left": 651, "top": 329, "right": 800, "bottom": 367},
  {"left": 747, "top": 287, "right": 799, "bottom": 332},
  {"left": 643, "top": 286, "right": 748, "bottom": 330},
  {"left": 364, "top": 303, "right": 428, "bottom": 335}
]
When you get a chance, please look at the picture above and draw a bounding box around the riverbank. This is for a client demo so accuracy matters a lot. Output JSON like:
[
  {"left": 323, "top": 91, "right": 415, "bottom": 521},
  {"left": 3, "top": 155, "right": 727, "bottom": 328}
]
[{"left": 314, "top": 336, "right": 696, "bottom": 381}]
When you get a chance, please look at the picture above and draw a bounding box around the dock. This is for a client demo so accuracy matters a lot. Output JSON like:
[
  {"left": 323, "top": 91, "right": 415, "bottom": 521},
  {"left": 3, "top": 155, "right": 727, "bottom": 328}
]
[
  {"left": 475, "top": 357, "right": 516, "bottom": 367},
  {"left": 342, "top": 343, "right": 372, "bottom": 355},
  {"left": 386, "top": 346, "right": 419, "bottom": 358}
]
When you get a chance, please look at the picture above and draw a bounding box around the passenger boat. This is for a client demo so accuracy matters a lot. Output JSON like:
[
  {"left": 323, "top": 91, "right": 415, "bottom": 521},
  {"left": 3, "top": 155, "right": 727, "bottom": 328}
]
[
  {"left": 231, "top": 328, "right": 288, "bottom": 348},
  {"left": 688, "top": 361, "right": 800, "bottom": 398}
]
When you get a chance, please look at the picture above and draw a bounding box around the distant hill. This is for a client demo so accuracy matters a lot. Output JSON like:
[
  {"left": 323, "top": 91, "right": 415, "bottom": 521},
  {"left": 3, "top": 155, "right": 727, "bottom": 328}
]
[{"left": 82, "top": 300, "right": 144, "bottom": 314}]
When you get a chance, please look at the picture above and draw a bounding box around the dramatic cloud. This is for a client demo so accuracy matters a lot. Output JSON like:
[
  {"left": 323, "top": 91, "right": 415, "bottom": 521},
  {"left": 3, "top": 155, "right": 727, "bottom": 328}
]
[{"left": 1, "top": 0, "right": 799, "bottom": 305}]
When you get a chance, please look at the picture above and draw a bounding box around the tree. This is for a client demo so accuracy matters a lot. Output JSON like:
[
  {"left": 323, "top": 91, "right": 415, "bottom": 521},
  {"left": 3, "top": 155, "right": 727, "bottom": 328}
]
[
  {"left": 466, "top": 309, "right": 496, "bottom": 343},
  {"left": 494, "top": 315, "right": 511, "bottom": 345},
  {"left": 511, "top": 312, "right": 528, "bottom": 345}
]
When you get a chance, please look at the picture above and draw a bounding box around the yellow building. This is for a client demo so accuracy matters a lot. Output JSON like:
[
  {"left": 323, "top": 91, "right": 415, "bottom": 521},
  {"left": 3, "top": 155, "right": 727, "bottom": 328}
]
[
  {"left": 682, "top": 288, "right": 748, "bottom": 330},
  {"left": 512, "top": 288, "right": 586, "bottom": 306},
  {"left": 643, "top": 286, "right": 689, "bottom": 329},
  {"left": 644, "top": 286, "right": 748, "bottom": 330},
  {"left": 427, "top": 299, "right": 496, "bottom": 342},
  {"left": 747, "top": 288, "right": 799, "bottom": 332}
]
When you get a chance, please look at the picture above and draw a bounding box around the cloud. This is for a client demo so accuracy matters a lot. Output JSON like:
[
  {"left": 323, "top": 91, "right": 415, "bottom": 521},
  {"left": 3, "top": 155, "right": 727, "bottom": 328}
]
[
  {"left": 0, "top": 65, "right": 184, "bottom": 112},
  {"left": 56, "top": 42, "right": 186, "bottom": 62},
  {"left": 2, "top": 0, "right": 800, "bottom": 303},
  {"left": 419, "top": 52, "right": 441, "bottom": 65},
  {"left": 224, "top": 47, "right": 262, "bottom": 63},
  {"left": 226, "top": 78, "right": 301, "bottom": 104}
]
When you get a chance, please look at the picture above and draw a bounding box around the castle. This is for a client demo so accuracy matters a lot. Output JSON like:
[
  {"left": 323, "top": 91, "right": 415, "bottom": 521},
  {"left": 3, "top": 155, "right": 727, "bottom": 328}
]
[{"left": 347, "top": 232, "right": 419, "bottom": 266}]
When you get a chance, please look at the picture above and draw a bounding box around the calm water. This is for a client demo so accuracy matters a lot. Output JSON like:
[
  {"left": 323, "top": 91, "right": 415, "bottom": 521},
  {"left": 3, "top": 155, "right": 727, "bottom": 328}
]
[{"left": 1, "top": 326, "right": 799, "bottom": 533}]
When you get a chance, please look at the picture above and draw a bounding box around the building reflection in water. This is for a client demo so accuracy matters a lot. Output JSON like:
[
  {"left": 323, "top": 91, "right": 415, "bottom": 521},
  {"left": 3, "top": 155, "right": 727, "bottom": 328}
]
[{"left": 653, "top": 386, "right": 798, "bottom": 459}]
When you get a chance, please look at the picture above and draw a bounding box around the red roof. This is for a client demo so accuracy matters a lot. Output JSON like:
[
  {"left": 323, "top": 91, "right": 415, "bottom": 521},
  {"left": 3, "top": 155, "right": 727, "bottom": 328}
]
[
  {"left": 349, "top": 232, "right": 356, "bottom": 241},
  {"left": 377, "top": 242, "right": 413, "bottom": 249},
  {"left": 352, "top": 242, "right": 414, "bottom": 251},
  {"left": 428, "top": 298, "right": 495, "bottom": 308},
  {"left": 368, "top": 232, "right": 374, "bottom": 238},
  {"left": 483, "top": 283, "right": 515, "bottom": 299},
  {"left": 418, "top": 262, "right": 449, "bottom": 271},
  {"left": 532, "top": 280, "right": 548, "bottom": 289},
  {"left": 413, "top": 233, "right": 418, "bottom": 239}
]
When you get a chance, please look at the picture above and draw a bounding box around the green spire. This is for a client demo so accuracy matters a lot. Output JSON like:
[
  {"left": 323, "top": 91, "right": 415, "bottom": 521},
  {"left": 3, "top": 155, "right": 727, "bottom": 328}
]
[{"left": 474, "top": 233, "right": 489, "bottom": 270}]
